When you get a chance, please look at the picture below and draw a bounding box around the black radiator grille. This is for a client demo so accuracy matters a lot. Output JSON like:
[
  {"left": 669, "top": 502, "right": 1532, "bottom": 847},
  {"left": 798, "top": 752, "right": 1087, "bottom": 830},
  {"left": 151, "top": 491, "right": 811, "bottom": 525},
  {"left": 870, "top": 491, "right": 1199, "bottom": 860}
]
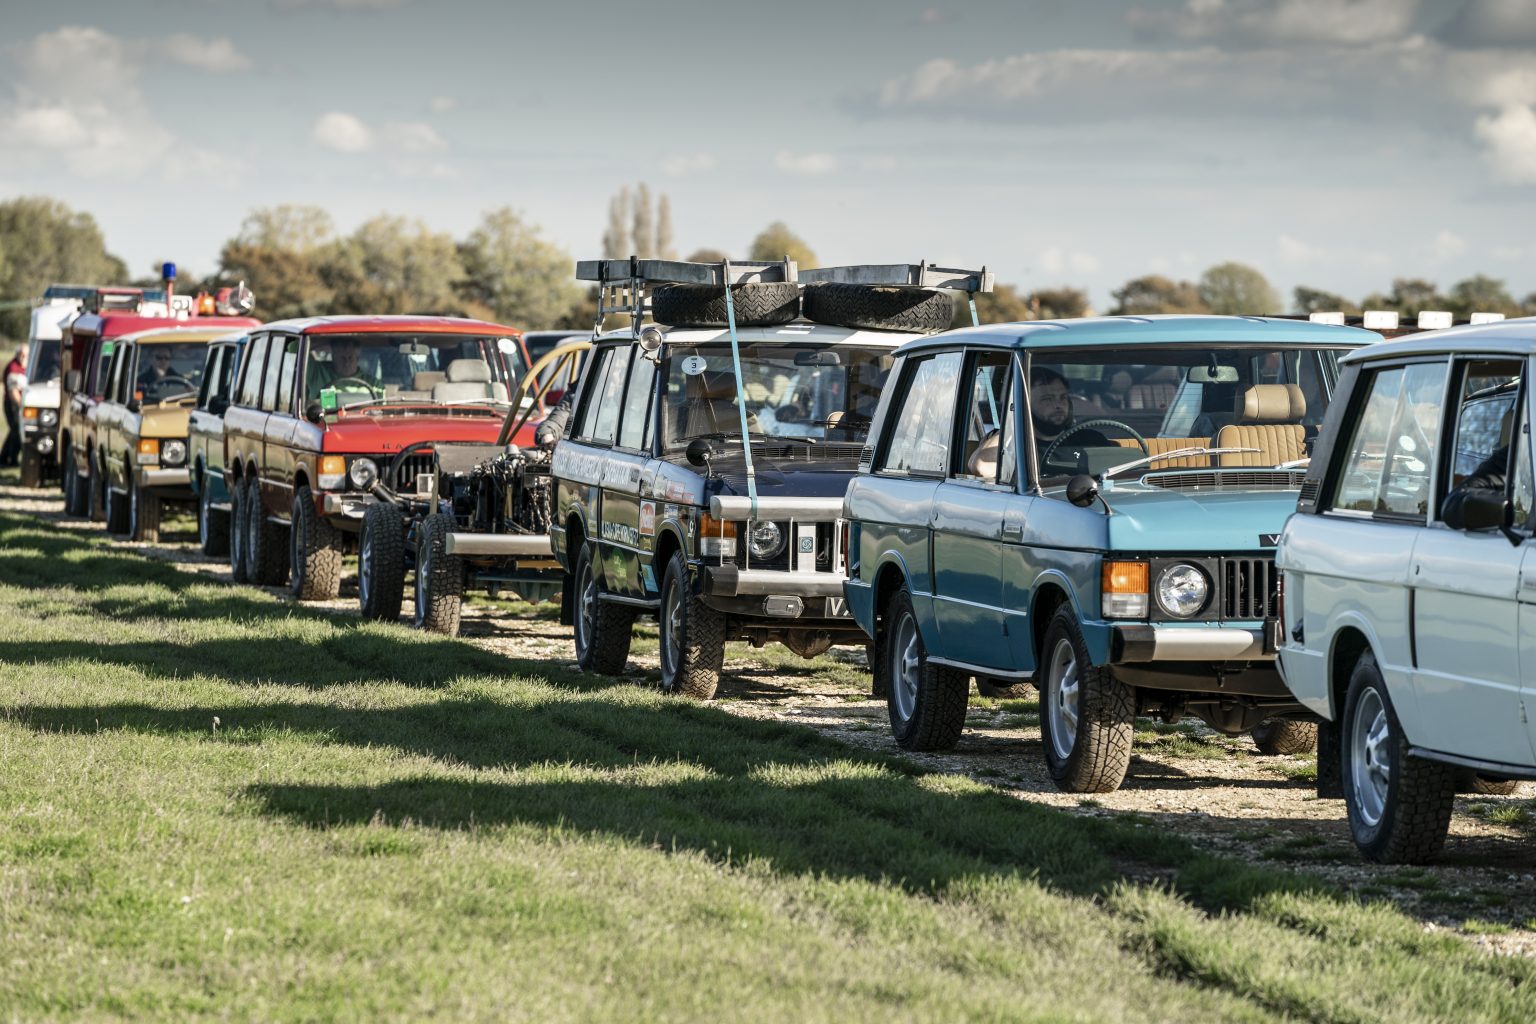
[
  {"left": 393, "top": 453, "right": 435, "bottom": 492},
  {"left": 1222, "top": 558, "right": 1278, "bottom": 620}
]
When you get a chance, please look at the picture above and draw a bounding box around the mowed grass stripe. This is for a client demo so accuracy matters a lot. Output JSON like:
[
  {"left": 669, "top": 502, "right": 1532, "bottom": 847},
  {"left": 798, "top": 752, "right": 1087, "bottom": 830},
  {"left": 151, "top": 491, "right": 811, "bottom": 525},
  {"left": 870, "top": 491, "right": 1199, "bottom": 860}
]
[{"left": 0, "top": 510, "right": 1532, "bottom": 1022}]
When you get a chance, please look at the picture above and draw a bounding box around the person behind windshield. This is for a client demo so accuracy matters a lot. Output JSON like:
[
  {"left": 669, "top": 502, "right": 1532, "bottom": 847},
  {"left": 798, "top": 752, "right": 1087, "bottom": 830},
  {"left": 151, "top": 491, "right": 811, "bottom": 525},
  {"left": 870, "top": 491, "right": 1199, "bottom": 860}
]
[
  {"left": 138, "top": 347, "right": 176, "bottom": 390},
  {"left": 307, "top": 338, "right": 380, "bottom": 400},
  {"left": 1442, "top": 445, "right": 1510, "bottom": 525},
  {"left": 1031, "top": 365, "right": 1108, "bottom": 469}
]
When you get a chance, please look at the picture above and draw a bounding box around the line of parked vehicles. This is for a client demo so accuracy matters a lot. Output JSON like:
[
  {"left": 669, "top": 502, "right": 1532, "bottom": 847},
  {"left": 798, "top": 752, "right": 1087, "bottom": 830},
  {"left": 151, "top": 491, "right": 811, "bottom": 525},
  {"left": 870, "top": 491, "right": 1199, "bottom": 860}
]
[{"left": 13, "top": 260, "right": 1535, "bottom": 864}]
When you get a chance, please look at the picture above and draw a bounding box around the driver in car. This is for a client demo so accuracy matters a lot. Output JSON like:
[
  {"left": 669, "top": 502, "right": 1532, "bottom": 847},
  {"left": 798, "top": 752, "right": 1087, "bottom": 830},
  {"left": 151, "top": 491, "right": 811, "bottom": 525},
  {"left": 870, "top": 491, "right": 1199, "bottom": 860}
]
[
  {"left": 1031, "top": 366, "right": 1109, "bottom": 470},
  {"left": 138, "top": 348, "right": 176, "bottom": 391},
  {"left": 307, "top": 337, "right": 379, "bottom": 400}
]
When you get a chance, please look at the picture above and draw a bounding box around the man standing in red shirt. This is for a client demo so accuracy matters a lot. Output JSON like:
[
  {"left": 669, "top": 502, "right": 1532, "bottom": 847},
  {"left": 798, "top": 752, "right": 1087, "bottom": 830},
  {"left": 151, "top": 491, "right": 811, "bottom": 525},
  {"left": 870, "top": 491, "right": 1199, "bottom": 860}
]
[{"left": 2, "top": 343, "right": 28, "bottom": 468}]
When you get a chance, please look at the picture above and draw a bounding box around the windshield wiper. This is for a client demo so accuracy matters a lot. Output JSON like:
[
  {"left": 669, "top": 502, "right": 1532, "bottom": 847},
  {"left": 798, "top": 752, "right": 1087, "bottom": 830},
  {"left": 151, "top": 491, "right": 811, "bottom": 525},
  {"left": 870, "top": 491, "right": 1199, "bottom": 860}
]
[{"left": 1100, "top": 446, "right": 1260, "bottom": 479}]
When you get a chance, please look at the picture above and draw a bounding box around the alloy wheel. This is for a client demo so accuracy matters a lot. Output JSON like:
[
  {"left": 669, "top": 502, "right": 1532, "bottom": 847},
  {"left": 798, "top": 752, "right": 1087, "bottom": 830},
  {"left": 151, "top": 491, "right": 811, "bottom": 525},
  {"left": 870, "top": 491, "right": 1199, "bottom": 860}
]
[
  {"left": 1350, "top": 686, "right": 1391, "bottom": 828},
  {"left": 890, "top": 612, "right": 920, "bottom": 723},
  {"left": 1046, "top": 637, "right": 1081, "bottom": 761}
]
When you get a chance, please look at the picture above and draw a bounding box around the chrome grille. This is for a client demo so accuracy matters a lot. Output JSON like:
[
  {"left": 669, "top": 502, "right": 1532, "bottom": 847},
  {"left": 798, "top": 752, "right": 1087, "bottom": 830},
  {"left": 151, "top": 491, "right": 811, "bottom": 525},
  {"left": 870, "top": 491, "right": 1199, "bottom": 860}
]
[{"left": 1222, "top": 558, "right": 1278, "bottom": 620}]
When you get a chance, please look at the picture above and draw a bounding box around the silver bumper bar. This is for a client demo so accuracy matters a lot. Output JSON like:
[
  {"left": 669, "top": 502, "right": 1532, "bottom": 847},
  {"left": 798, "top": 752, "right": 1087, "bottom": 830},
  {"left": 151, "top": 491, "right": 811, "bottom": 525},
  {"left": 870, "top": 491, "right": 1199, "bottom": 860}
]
[
  {"left": 444, "top": 533, "right": 552, "bottom": 557},
  {"left": 140, "top": 467, "right": 190, "bottom": 487},
  {"left": 322, "top": 493, "right": 374, "bottom": 519},
  {"left": 705, "top": 565, "right": 844, "bottom": 597},
  {"left": 1117, "top": 625, "right": 1270, "bottom": 662},
  {"left": 708, "top": 495, "right": 844, "bottom": 522}
]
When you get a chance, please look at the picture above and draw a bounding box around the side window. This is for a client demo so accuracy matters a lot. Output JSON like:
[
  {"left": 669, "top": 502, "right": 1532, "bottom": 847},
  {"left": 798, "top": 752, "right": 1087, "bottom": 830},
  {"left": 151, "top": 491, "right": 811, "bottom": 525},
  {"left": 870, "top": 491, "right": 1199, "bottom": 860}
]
[
  {"left": 260, "top": 336, "right": 286, "bottom": 412},
  {"left": 104, "top": 346, "right": 126, "bottom": 403},
  {"left": 1439, "top": 358, "right": 1526, "bottom": 523},
  {"left": 275, "top": 337, "right": 300, "bottom": 415},
  {"left": 954, "top": 351, "right": 1011, "bottom": 482},
  {"left": 880, "top": 351, "right": 963, "bottom": 476},
  {"left": 197, "top": 348, "right": 224, "bottom": 409},
  {"left": 588, "top": 347, "right": 632, "bottom": 446},
  {"left": 238, "top": 336, "right": 268, "bottom": 407},
  {"left": 618, "top": 354, "right": 656, "bottom": 451},
  {"left": 1515, "top": 400, "right": 1533, "bottom": 526},
  {"left": 573, "top": 347, "right": 614, "bottom": 441},
  {"left": 1329, "top": 361, "right": 1448, "bottom": 520}
]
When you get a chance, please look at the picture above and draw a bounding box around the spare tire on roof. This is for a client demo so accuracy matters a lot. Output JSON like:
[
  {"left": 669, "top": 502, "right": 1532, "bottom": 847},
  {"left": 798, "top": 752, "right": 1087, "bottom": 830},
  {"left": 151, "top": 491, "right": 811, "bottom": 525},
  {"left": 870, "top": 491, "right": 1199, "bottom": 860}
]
[
  {"left": 651, "top": 282, "right": 800, "bottom": 328},
  {"left": 802, "top": 283, "right": 956, "bottom": 335}
]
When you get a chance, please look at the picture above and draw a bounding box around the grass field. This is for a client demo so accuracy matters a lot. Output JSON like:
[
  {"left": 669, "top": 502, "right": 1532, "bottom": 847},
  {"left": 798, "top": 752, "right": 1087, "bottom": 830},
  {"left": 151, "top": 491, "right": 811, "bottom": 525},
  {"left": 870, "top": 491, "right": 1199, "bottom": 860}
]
[{"left": 3, "top": 506, "right": 1535, "bottom": 1021}]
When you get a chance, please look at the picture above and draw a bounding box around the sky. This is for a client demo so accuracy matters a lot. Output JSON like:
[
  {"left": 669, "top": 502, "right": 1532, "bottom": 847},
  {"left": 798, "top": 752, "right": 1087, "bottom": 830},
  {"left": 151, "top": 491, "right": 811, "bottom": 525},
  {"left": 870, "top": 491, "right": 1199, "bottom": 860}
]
[{"left": 3, "top": 0, "right": 1536, "bottom": 312}]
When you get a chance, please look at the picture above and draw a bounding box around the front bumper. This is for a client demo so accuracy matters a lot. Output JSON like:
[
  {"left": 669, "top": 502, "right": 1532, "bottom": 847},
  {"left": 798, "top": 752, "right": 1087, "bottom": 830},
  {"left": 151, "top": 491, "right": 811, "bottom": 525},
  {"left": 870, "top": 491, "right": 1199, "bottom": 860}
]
[
  {"left": 1111, "top": 623, "right": 1273, "bottom": 663},
  {"left": 140, "top": 467, "right": 191, "bottom": 488},
  {"left": 703, "top": 564, "right": 845, "bottom": 598},
  {"left": 322, "top": 492, "right": 375, "bottom": 519},
  {"left": 445, "top": 532, "right": 552, "bottom": 557}
]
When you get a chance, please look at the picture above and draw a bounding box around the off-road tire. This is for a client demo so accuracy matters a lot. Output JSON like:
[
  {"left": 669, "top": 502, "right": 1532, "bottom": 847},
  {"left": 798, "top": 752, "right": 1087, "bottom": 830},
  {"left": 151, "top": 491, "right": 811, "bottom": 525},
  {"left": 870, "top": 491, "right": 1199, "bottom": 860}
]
[
  {"left": 884, "top": 588, "right": 969, "bottom": 750},
  {"left": 1039, "top": 607, "right": 1134, "bottom": 793},
  {"left": 88, "top": 452, "right": 106, "bottom": 523},
  {"left": 198, "top": 477, "right": 230, "bottom": 557},
  {"left": 229, "top": 475, "right": 251, "bottom": 583},
  {"left": 105, "top": 478, "right": 129, "bottom": 536},
  {"left": 129, "top": 476, "right": 161, "bottom": 543},
  {"left": 651, "top": 282, "right": 800, "bottom": 328},
  {"left": 573, "top": 541, "right": 634, "bottom": 674},
  {"left": 359, "top": 501, "right": 405, "bottom": 621},
  {"left": 62, "top": 446, "right": 86, "bottom": 516},
  {"left": 19, "top": 450, "right": 41, "bottom": 488},
  {"left": 1456, "top": 770, "right": 1522, "bottom": 797},
  {"left": 1341, "top": 652, "right": 1457, "bottom": 863},
  {"left": 245, "top": 475, "right": 290, "bottom": 587},
  {"left": 977, "top": 678, "right": 1036, "bottom": 700},
  {"left": 659, "top": 550, "right": 726, "bottom": 698},
  {"left": 1251, "top": 719, "right": 1318, "bottom": 756},
  {"left": 289, "top": 486, "right": 342, "bottom": 601},
  {"left": 802, "top": 283, "right": 956, "bottom": 335},
  {"left": 413, "top": 513, "right": 464, "bottom": 635}
]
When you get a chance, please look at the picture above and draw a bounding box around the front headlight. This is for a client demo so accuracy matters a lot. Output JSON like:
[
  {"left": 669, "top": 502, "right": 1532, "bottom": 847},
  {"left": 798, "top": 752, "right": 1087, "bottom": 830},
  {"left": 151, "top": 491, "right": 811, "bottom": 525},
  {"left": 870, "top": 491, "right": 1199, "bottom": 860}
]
[
  {"left": 747, "top": 520, "right": 785, "bottom": 560},
  {"left": 40, "top": 409, "right": 57, "bottom": 427},
  {"left": 161, "top": 440, "right": 187, "bottom": 466},
  {"left": 348, "top": 457, "right": 379, "bottom": 490},
  {"left": 1155, "top": 563, "right": 1209, "bottom": 618}
]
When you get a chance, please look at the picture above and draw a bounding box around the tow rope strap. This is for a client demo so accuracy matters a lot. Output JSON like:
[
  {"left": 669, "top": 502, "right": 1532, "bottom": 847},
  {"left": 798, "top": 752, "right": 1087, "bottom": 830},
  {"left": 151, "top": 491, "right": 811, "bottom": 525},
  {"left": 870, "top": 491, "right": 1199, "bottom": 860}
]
[{"left": 720, "top": 264, "right": 758, "bottom": 517}]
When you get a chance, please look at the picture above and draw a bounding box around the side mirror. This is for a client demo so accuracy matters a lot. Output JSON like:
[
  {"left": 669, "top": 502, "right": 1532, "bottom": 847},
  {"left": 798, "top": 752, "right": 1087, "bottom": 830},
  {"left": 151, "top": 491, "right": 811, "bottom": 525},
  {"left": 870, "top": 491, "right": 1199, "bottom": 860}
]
[
  {"left": 209, "top": 396, "right": 230, "bottom": 416},
  {"left": 65, "top": 369, "right": 81, "bottom": 392},
  {"left": 1066, "top": 474, "right": 1100, "bottom": 509},
  {"left": 127, "top": 399, "right": 141, "bottom": 414},
  {"left": 304, "top": 401, "right": 325, "bottom": 425},
  {"left": 1443, "top": 488, "right": 1511, "bottom": 532},
  {"left": 685, "top": 438, "right": 715, "bottom": 468}
]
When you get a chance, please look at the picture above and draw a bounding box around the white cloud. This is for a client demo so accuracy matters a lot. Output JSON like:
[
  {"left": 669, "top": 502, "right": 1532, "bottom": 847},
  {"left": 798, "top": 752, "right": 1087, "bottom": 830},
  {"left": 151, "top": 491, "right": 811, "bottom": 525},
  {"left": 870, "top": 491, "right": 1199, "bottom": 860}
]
[
  {"left": 1039, "top": 246, "right": 1101, "bottom": 276},
  {"left": 775, "top": 151, "right": 837, "bottom": 175},
  {"left": 8, "top": 107, "right": 88, "bottom": 149},
  {"left": 429, "top": 95, "right": 457, "bottom": 112},
  {"left": 660, "top": 152, "right": 717, "bottom": 176},
  {"left": 160, "top": 34, "right": 252, "bottom": 72},
  {"left": 310, "top": 111, "right": 373, "bottom": 152},
  {"left": 1429, "top": 229, "right": 1467, "bottom": 261},
  {"left": 1129, "top": 0, "right": 1422, "bottom": 46},
  {"left": 1475, "top": 103, "right": 1536, "bottom": 182},
  {"left": 1491, "top": 245, "right": 1524, "bottom": 260},
  {"left": 1278, "top": 233, "right": 1389, "bottom": 268},
  {"left": 385, "top": 121, "right": 445, "bottom": 152}
]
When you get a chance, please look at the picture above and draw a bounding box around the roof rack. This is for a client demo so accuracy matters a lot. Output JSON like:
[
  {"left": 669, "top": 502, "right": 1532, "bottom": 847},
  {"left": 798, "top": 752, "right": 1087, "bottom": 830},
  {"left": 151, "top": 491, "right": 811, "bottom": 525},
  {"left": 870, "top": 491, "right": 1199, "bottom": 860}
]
[
  {"left": 1285, "top": 310, "right": 1510, "bottom": 336},
  {"left": 577, "top": 256, "right": 993, "bottom": 337}
]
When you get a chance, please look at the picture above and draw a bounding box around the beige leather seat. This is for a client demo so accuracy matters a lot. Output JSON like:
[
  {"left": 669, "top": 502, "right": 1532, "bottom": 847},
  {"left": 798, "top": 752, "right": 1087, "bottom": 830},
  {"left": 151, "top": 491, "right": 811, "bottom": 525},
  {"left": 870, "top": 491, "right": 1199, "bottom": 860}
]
[
  {"left": 1215, "top": 384, "right": 1306, "bottom": 467},
  {"left": 1128, "top": 382, "right": 1177, "bottom": 410},
  {"left": 967, "top": 429, "right": 1001, "bottom": 478},
  {"left": 686, "top": 371, "right": 758, "bottom": 436},
  {"left": 413, "top": 370, "right": 447, "bottom": 391},
  {"left": 432, "top": 359, "right": 497, "bottom": 402},
  {"left": 1111, "top": 436, "right": 1212, "bottom": 468}
]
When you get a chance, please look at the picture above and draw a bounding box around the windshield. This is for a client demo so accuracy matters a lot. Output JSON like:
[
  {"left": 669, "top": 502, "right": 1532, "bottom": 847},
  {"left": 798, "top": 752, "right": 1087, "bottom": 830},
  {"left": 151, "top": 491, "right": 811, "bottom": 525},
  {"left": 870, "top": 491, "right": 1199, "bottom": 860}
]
[
  {"left": 1029, "top": 345, "right": 1349, "bottom": 480},
  {"left": 303, "top": 332, "right": 511, "bottom": 407},
  {"left": 27, "top": 340, "right": 60, "bottom": 382},
  {"left": 661, "top": 343, "right": 894, "bottom": 448},
  {"left": 135, "top": 342, "right": 208, "bottom": 402}
]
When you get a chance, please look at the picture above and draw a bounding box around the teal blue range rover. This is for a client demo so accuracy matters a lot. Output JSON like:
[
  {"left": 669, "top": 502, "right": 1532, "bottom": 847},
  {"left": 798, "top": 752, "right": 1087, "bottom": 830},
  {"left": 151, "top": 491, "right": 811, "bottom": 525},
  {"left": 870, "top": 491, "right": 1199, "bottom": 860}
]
[{"left": 842, "top": 315, "right": 1376, "bottom": 792}]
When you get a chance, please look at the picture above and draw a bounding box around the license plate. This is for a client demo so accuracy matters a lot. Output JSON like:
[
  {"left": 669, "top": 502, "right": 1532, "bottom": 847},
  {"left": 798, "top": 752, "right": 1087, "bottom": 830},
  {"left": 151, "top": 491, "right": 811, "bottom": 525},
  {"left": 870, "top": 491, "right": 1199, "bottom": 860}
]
[{"left": 826, "top": 596, "right": 849, "bottom": 618}]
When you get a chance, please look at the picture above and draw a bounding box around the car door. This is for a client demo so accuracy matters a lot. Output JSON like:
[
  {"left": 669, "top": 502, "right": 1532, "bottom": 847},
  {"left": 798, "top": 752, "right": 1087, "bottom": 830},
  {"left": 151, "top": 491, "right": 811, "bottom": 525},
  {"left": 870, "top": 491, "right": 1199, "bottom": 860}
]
[
  {"left": 1515, "top": 373, "right": 1536, "bottom": 763},
  {"left": 586, "top": 346, "right": 645, "bottom": 594},
  {"left": 613, "top": 350, "right": 659, "bottom": 596},
  {"left": 98, "top": 342, "right": 131, "bottom": 491},
  {"left": 1411, "top": 356, "right": 1531, "bottom": 766},
  {"left": 190, "top": 344, "right": 226, "bottom": 489},
  {"left": 553, "top": 344, "right": 617, "bottom": 573},
  {"left": 224, "top": 333, "right": 271, "bottom": 490},
  {"left": 931, "top": 349, "right": 1013, "bottom": 666}
]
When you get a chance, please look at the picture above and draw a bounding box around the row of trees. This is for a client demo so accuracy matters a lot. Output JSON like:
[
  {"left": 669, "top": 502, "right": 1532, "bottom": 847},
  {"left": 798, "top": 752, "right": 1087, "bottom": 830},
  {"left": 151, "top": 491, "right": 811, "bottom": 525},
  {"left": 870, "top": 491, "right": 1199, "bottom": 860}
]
[{"left": 5, "top": 194, "right": 1536, "bottom": 342}]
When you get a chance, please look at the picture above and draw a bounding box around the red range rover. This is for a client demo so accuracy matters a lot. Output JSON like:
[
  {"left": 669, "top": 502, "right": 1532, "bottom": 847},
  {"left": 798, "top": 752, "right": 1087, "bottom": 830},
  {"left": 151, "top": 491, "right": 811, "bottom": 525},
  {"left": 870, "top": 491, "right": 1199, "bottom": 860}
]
[{"left": 223, "top": 315, "right": 535, "bottom": 599}]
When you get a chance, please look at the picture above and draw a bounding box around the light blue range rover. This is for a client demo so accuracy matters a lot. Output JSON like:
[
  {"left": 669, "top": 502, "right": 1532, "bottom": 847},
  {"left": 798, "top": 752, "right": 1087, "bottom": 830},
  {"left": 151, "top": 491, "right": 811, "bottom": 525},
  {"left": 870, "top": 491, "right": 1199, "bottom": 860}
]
[{"left": 842, "top": 315, "right": 1376, "bottom": 792}]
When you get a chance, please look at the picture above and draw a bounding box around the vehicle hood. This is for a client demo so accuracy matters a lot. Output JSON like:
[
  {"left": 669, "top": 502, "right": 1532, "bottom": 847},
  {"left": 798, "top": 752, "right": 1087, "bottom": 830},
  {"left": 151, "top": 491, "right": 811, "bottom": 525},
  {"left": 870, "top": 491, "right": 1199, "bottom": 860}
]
[
  {"left": 141, "top": 406, "right": 191, "bottom": 437},
  {"left": 320, "top": 412, "right": 510, "bottom": 453},
  {"left": 694, "top": 452, "right": 860, "bottom": 502},
  {"left": 1096, "top": 481, "right": 1298, "bottom": 553},
  {"left": 22, "top": 381, "right": 59, "bottom": 408}
]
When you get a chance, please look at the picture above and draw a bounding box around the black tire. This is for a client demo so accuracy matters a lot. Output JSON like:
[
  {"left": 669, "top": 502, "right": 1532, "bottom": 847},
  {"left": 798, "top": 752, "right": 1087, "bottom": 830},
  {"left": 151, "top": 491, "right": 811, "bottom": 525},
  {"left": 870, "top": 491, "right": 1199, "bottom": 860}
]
[
  {"left": 229, "top": 475, "right": 251, "bottom": 583},
  {"left": 572, "top": 541, "right": 634, "bottom": 674},
  {"left": 19, "top": 450, "right": 41, "bottom": 488},
  {"left": 651, "top": 282, "right": 800, "bottom": 328},
  {"left": 129, "top": 475, "right": 161, "bottom": 543},
  {"left": 802, "top": 283, "right": 956, "bottom": 335},
  {"left": 1456, "top": 769, "right": 1523, "bottom": 797},
  {"left": 290, "top": 486, "right": 342, "bottom": 601},
  {"left": 883, "top": 588, "right": 969, "bottom": 750},
  {"left": 1039, "top": 607, "right": 1134, "bottom": 793},
  {"left": 413, "top": 513, "right": 464, "bottom": 635},
  {"left": 88, "top": 451, "right": 106, "bottom": 523},
  {"left": 105, "top": 476, "right": 129, "bottom": 535},
  {"left": 62, "top": 445, "right": 85, "bottom": 516},
  {"left": 198, "top": 476, "right": 230, "bottom": 557},
  {"left": 359, "top": 502, "right": 406, "bottom": 621},
  {"left": 977, "top": 678, "right": 1036, "bottom": 700},
  {"left": 658, "top": 549, "right": 725, "bottom": 698},
  {"left": 1251, "top": 719, "right": 1318, "bottom": 756},
  {"left": 1341, "top": 652, "right": 1457, "bottom": 863},
  {"left": 245, "top": 475, "right": 289, "bottom": 587}
]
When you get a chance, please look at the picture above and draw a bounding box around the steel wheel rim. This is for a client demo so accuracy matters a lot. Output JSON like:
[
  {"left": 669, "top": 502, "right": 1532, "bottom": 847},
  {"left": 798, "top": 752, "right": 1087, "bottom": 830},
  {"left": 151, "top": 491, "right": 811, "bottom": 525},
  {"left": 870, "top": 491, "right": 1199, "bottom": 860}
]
[
  {"left": 415, "top": 542, "right": 431, "bottom": 622},
  {"left": 199, "top": 487, "right": 210, "bottom": 540},
  {"left": 290, "top": 507, "right": 302, "bottom": 581},
  {"left": 129, "top": 484, "right": 138, "bottom": 537},
  {"left": 575, "top": 555, "right": 596, "bottom": 654},
  {"left": 245, "top": 482, "right": 259, "bottom": 561},
  {"left": 662, "top": 574, "right": 683, "bottom": 680},
  {"left": 1046, "top": 637, "right": 1080, "bottom": 761},
  {"left": 359, "top": 525, "right": 374, "bottom": 607},
  {"left": 891, "top": 612, "right": 920, "bottom": 722},
  {"left": 1350, "top": 686, "right": 1391, "bottom": 827}
]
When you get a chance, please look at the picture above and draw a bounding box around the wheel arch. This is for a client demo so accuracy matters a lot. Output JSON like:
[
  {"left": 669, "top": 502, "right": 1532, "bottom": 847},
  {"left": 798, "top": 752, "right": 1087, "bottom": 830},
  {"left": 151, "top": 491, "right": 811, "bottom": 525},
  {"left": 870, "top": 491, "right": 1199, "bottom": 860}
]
[
  {"left": 1327, "top": 624, "right": 1375, "bottom": 722},
  {"left": 1029, "top": 573, "right": 1080, "bottom": 666}
]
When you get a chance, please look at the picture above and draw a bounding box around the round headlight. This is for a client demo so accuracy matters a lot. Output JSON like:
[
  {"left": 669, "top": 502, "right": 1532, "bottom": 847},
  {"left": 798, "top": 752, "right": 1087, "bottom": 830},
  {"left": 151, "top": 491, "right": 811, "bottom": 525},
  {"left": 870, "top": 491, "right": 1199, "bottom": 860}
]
[
  {"left": 348, "top": 457, "right": 379, "bottom": 490},
  {"left": 1155, "top": 563, "right": 1209, "bottom": 618},
  {"left": 161, "top": 440, "right": 187, "bottom": 466},
  {"left": 40, "top": 409, "right": 57, "bottom": 427},
  {"left": 747, "top": 520, "right": 785, "bottom": 560},
  {"left": 37, "top": 436, "right": 55, "bottom": 454}
]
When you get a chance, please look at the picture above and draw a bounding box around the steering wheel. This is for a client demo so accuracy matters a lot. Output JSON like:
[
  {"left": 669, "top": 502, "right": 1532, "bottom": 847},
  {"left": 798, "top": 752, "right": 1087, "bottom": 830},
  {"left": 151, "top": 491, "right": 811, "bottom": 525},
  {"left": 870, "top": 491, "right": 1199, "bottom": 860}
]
[
  {"left": 1039, "top": 417, "right": 1148, "bottom": 471},
  {"left": 145, "top": 374, "right": 195, "bottom": 394},
  {"left": 330, "top": 376, "right": 381, "bottom": 400}
]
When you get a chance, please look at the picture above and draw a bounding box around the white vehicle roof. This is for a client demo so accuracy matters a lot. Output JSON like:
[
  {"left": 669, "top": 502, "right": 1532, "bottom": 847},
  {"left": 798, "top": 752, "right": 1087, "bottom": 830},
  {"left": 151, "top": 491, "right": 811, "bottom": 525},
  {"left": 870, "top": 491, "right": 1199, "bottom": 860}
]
[
  {"left": 1341, "top": 315, "right": 1536, "bottom": 364},
  {"left": 29, "top": 303, "right": 80, "bottom": 343},
  {"left": 596, "top": 320, "right": 922, "bottom": 348}
]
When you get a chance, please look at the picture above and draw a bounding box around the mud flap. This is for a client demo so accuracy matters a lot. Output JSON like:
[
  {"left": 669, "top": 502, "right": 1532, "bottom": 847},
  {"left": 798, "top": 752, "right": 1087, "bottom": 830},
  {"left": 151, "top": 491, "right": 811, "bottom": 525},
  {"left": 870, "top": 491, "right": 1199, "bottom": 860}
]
[{"left": 1316, "top": 718, "right": 1344, "bottom": 799}]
